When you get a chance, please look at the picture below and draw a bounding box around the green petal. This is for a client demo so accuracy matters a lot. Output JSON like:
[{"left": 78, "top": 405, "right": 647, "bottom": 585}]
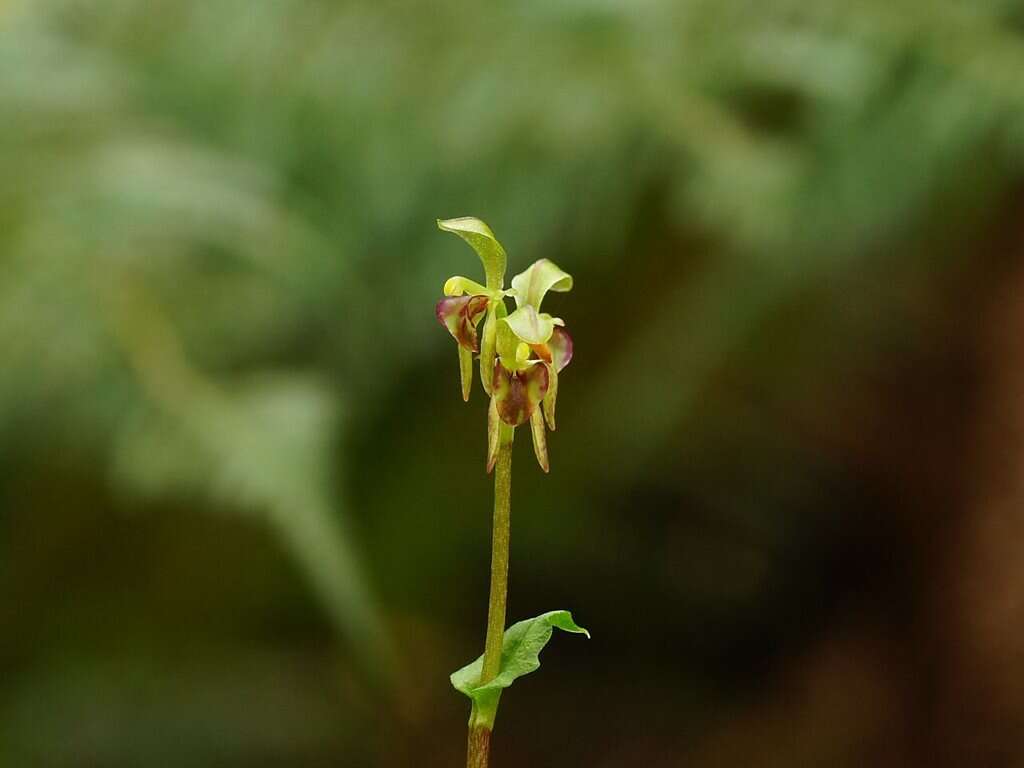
[
  {"left": 458, "top": 344, "right": 473, "bottom": 402},
  {"left": 542, "top": 364, "right": 558, "bottom": 431},
  {"left": 479, "top": 301, "right": 504, "bottom": 396},
  {"left": 495, "top": 310, "right": 522, "bottom": 368},
  {"left": 504, "top": 305, "right": 555, "bottom": 346},
  {"left": 486, "top": 396, "right": 500, "bottom": 473},
  {"left": 492, "top": 361, "right": 549, "bottom": 426},
  {"left": 437, "top": 217, "right": 507, "bottom": 291},
  {"left": 530, "top": 408, "right": 549, "bottom": 473},
  {"left": 443, "top": 275, "right": 491, "bottom": 297},
  {"left": 510, "top": 259, "right": 573, "bottom": 311}
]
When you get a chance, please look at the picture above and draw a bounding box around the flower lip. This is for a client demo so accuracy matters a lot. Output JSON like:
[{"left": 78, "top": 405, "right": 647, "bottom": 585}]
[{"left": 492, "top": 360, "right": 549, "bottom": 426}]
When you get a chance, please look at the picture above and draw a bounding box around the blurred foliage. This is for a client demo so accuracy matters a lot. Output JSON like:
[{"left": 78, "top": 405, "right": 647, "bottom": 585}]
[{"left": 2, "top": 0, "right": 1024, "bottom": 765}]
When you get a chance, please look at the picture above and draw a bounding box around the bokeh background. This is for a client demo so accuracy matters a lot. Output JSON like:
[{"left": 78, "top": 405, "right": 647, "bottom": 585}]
[{"left": 5, "top": 0, "right": 1024, "bottom": 765}]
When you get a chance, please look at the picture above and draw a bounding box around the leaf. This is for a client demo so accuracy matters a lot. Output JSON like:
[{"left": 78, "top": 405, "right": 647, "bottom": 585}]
[
  {"left": 437, "top": 217, "right": 507, "bottom": 291},
  {"left": 451, "top": 611, "right": 589, "bottom": 707},
  {"left": 510, "top": 259, "right": 573, "bottom": 311}
]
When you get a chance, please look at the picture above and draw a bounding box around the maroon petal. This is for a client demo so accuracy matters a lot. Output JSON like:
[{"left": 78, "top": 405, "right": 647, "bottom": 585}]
[
  {"left": 492, "top": 361, "right": 549, "bottom": 427},
  {"left": 548, "top": 326, "right": 573, "bottom": 372},
  {"left": 436, "top": 294, "right": 489, "bottom": 352}
]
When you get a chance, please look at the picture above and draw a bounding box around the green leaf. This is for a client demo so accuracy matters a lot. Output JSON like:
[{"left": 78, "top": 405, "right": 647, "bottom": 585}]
[
  {"left": 451, "top": 610, "right": 589, "bottom": 713},
  {"left": 510, "top": 259, "right": 573, "bottom": 311},
  {"left": 437, "top": 217, "right": 507, "bottom": 291}
]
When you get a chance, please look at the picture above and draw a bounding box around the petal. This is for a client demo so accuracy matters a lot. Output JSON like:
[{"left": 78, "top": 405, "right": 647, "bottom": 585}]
[
  {"left": 492, "top": 361, "right": 549, "bottom": 426},
  {"left": 510, "top": 259, "right": 573, "bottom": 311},
  {"left": 437, "top": 217, "right": 507, "bottom": 291},
  {"left": 486, "top": 396, "right": 500, "bottom": 473},
  {"left": 436, "top": 294, "right": 489, "bottom": 352},
  {"left": 443, "top": 275, "right": 491, "bottom": 297},
  {"left": 458, "top": 344, "right": 473, "bottom": 402},
  {"left": 504, "top": 305, "right": 555, "bottom": 346},
  {"left": 548, "top": 326, "right": 573, "bottom": 372},
  {"left": 542, "top": 364, "right": 558, "bottom": 430},
  {"left": 530, "top": 408, "right": 550, "bottom": 473},
  {"left": 479, "top": 304, "right": 498, "bottom": 396}
]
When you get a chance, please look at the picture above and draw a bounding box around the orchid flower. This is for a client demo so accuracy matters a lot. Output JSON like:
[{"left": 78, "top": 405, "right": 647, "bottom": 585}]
[{"left": 435, "top": 217, "right": 574, "bottom": 473}]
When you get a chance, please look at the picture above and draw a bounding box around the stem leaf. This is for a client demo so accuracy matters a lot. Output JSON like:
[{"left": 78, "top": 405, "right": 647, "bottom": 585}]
[{"left": 451, "top": 611, "right": 589, "bottom": 702}]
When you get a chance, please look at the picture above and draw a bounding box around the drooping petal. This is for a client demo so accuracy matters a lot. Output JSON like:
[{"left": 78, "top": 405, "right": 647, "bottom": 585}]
[
  {"left": 436, "top": 294, "right": 489, "bottom": 352},
  {"left": 542, "top": 365, "right": 558, "bottom": 431},
  {"left": 530, "top": 408, "right": 550, "bottom": 473},
  {"left": 486, "top": 396, "right": 500, "bottom": 473},
  {"left": 548, "top": 326, "right": 573, "bottom": 372},
  {"left": 479, "top": 302, "right": 502, "bottom": 396},
  {"left": 492, "top": 361, "right": 549, "bottom": 426},
  {"left": 510, "top": 259, "right": 573, "bottom": 311},
  {"left": 458, "top": 344, "right": 473, "bottom": 402},
  {"left": 437, "top": 217, "right": 507, "bottom": 291},
  {"left": 504, "top": 305, "right": 555, "bottom": 346}
]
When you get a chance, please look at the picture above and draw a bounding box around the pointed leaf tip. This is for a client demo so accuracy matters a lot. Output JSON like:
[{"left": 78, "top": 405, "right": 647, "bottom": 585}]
[{"left": 450, "top": 611, "right": 590, "bottom": 703}]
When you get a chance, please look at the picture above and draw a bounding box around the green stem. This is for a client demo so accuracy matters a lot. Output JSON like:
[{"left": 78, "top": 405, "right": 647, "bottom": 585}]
[{"left": 467, "top": 426, "right": 514, "bottom": 768}]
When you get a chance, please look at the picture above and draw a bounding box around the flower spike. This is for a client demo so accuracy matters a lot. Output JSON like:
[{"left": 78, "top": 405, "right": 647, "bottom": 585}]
[{"left": 435, "top": 219, "right": 583, "bottom": 766}]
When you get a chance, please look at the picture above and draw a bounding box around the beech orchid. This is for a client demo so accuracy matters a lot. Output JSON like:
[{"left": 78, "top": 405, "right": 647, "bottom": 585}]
[
  {"left": 435, "top": 217, "right": 574, "bottom": 472},
  {"left": 434, "top": 216, "right": 587, "bottom": 768}
]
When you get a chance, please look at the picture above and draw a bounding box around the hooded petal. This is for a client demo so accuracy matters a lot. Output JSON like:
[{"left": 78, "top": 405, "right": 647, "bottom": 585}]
[
  {"left": 492, "top": 361, "right": 549, "bottom": 426},
  {"left": 511, "top": 259, "right": 573, "bottom": 311},
  {"left": 437, "top": 217, "right": 507, "bottom": 291},
  {"left": 504, "top": 305, "right": 555, "bottom": 346},
  {"left": 436, "top": 294, "right": 489, "bottom": 352}
]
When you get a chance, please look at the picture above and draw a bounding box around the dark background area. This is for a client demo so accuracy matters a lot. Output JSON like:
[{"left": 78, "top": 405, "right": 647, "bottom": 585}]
[{"left": 4, "top": 1, "right": 1024, "bottom": 765}]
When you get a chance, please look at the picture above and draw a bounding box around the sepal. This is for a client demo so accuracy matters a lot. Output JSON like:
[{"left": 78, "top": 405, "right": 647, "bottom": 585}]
[
  {"left": 437, "top": 217, "right": 507, "bottom": 291},
  {"left": 436, "top": 294, "right": 489, "bottom": 352},
  {"left": 530, "top": 408, "right": 549, "bottom": 472}
]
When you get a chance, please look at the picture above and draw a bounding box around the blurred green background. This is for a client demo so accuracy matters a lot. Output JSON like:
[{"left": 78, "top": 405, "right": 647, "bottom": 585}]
[{"left": 5, "top": 0, "right": 1024, "bottom": 765}]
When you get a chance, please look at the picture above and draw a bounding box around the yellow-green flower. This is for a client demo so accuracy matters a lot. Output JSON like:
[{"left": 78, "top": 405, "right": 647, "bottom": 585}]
[{"left": 435, "top": 217, "right": 573, "bottom": 472}]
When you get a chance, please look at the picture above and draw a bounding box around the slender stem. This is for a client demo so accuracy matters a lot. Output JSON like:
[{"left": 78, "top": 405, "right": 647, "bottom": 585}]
[
  {"left": 483, "top": 435, "right": 513, "bottom": 680},
  {"left": 467, "top": 428, "right": 513, "bottom": 768}
]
